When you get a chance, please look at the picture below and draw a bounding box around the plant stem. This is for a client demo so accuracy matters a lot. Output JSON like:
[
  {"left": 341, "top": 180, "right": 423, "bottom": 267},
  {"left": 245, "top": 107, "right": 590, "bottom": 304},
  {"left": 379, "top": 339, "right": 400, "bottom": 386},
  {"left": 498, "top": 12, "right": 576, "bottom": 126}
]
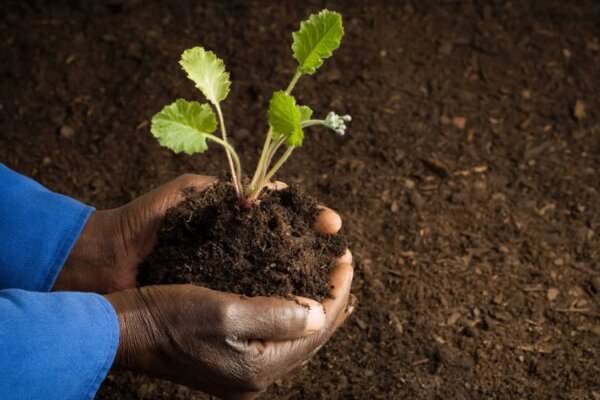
[
  {"left": 285, "top": 69, "right": 302, "bottom": 94},
  {"left": 248, "top": 146, "right": 294, "bottom": 201},
  {"left": 215, "top": 103, "right": 243, "bottom": 197},
  {"left": 248, "top": 128, "right": 272, "bottom": 192},
  {"left": 247, "top": 69, "right": 303, "bottom": 196},
  {"left": 263, "top": 122, "right": 318, "bottom": 174},
  {"left": 250, "top": 134, "right": 283, "bottom": 193},
  {"left": 206, "top": 135, "right": 242, "bottom": 190},
  {"left": 265, "top": 137, "right": 285, "bottom": 168},
  {"left": 301, "top": 119, "right": 324, "bottom": 128},
  {"left": 263, "top": 146, "right": 294, "bottom": 183}
]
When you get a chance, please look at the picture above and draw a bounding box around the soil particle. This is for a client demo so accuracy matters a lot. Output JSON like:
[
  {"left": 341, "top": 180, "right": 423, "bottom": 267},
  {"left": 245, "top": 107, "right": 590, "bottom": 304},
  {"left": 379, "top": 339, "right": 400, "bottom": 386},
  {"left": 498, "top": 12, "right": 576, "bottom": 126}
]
[
  {"left": 59, "top": 125, "right": 75, "bottom": 139},
  {"left": 573, "top": 100, "right": 586, "bottom": 121},
  {"left": 452, "top": 116, "right": 467, "bottom": 130},
  {"left": 547, "top": 287, "right": 560, "bottom": 301}
]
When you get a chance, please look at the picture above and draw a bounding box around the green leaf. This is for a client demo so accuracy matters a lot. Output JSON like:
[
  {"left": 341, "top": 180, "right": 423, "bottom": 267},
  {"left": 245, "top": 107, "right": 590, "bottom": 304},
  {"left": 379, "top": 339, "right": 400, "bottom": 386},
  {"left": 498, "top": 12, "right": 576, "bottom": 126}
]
[
  {"left": 151, "top": 99, "right": 217, "bottom": 155},
  {"left": 292, "top": 10, "right": 344, "bottom": 75},
  {"left": 179, "top": 47, "right": 231, "bottom": 105},
  {"left": 268, "top": 91, "right": 304, "bottom": 147},
  {"left": 298, "top": 105, "right": 313, "bottom": 122}
]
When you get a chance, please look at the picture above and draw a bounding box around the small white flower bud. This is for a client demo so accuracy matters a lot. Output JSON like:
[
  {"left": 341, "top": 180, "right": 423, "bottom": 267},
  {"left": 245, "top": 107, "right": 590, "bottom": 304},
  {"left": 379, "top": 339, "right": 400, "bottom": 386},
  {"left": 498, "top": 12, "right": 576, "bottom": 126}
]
[{"left": 323, "top": 112, "right": 351, "bottom": 136}]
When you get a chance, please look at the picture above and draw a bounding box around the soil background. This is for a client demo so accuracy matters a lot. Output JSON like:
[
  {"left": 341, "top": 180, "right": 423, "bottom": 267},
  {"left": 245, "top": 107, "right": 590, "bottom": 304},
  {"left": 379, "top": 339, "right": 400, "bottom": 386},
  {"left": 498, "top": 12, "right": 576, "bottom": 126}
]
[{"left": 2, "top": 0, "right": 600, "bottom": 399}]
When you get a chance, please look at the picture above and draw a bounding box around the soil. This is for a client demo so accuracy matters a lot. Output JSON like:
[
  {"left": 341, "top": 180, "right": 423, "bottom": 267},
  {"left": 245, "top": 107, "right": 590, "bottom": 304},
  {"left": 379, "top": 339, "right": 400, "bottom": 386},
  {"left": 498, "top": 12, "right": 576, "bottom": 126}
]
[
  {"left": 138, "top": 183, "right": 346, "bottom": 300},
  {"left": 2, "top": 0, "right": 600, "bottom": 399}
]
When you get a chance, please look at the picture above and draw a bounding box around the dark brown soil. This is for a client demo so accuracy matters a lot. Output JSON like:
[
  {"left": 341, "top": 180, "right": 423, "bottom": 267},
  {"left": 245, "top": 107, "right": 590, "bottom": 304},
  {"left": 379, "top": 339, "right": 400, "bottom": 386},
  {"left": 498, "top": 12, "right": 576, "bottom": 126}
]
[
  {"left": 138, "top": 183, "right": 346, "bottom": 300},
  {"left": 2, "top": 0, "right": 600, "bottom": 399}
]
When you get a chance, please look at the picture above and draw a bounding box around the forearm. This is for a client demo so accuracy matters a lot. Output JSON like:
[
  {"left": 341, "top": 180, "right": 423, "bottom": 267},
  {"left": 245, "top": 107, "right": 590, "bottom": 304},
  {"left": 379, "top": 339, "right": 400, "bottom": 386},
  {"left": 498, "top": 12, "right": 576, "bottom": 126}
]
[{"left": 104, "top": 287, "right": 162, "bottom": 374}]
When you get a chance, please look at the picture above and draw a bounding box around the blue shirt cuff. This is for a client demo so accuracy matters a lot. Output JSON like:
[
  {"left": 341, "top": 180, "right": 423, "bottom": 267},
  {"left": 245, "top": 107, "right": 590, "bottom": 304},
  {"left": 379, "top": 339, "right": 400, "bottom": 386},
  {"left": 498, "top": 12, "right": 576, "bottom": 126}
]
[
  {"left": 0, "top": 164, "right": 94, "bottom": 291},
  {"left": 0, "top": 289, "right": 119, "bottom": 399}
]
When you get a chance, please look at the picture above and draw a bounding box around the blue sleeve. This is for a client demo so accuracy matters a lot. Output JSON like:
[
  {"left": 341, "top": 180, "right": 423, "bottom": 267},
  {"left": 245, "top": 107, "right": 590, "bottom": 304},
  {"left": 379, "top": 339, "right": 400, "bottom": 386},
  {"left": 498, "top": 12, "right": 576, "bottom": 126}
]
[
  {"left": 0, "top": 165, "right": 119, "bottom": 399},
  {"left": 0, "top": 289, "right": 119, "bottom": 400},
  {"left": 0, "top": 164, "right": 94, "bottom": 291}
]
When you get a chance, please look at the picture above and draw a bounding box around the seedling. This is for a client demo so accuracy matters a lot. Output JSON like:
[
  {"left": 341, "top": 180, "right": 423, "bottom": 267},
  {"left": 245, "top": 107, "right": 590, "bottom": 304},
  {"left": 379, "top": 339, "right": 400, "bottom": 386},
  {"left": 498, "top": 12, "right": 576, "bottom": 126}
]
[{"left": 151, "top": 9, "right": 350, "bottom": 204}]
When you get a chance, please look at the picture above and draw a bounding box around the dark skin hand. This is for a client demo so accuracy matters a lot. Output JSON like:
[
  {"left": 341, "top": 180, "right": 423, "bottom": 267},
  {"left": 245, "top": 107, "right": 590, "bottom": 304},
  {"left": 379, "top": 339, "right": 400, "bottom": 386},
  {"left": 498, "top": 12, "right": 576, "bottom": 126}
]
[
  {"left": 54, "top": 174, "right": 216, "bottom": 293},
  {"left": 105, "top": 256, "right": 354, "bottom": 399},
  {"left": 55, "top": 175, "right": 347, "bottom": 295},
  {"left": 54, "top": 174, "right": 355, "bottom": 398}
]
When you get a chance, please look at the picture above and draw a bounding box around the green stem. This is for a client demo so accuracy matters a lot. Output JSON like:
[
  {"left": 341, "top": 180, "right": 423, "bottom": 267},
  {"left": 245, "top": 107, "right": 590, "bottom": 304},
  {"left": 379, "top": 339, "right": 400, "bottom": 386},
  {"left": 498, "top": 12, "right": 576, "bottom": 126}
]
[
  {"left": 265, "top": 137, "right": 285, "bottom": 169},
  {"left": 301, "top": 119, "right": 324, "bottom": 128},
  {"left": 258, "top": 135, "right": 286, "bottom": 189},
  {"left": 248, "top": 128, "right": 272, "bottom": 192},
  {"left": 248, "top": 146, "right": 294, "bottom": 201},
  {"left": 206, "top": 135, "right": 242, "bottom": 193},
  {"left": 262, "top": 123, "right": 318, "bottom": 175},
  {"left": 248, "top": 69, "right": 303, "bottom": 196},
  {"left": 264, "top": 146, "right": 294, "bottom": 183},
  {"left": 215, "top": 103, "right": 243, "bottom": 198},
  {"left": 285, "top": 69, "right": 302, "bottom": 94}
]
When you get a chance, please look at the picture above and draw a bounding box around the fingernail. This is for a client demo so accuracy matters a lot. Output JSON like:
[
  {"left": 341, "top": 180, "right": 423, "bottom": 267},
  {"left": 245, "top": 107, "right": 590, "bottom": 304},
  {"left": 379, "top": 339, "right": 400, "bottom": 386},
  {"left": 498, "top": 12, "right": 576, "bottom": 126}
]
[{"left": 304, "top": 300, "right": 326, "bottom": 333}]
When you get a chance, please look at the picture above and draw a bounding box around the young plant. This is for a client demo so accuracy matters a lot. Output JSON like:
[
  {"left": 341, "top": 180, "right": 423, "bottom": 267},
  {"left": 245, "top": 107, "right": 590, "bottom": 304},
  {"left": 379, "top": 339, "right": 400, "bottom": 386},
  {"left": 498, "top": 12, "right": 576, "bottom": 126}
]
[{"left": 151, "top": 9, "right": 350, "bottom": 204}]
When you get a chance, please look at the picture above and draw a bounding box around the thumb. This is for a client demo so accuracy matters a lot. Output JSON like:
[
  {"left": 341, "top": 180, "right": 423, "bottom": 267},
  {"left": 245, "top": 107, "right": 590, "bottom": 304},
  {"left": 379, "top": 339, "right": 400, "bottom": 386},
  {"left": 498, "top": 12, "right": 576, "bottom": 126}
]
[{"left": 228, "top": 296, "right": 325, "bottom": 341}]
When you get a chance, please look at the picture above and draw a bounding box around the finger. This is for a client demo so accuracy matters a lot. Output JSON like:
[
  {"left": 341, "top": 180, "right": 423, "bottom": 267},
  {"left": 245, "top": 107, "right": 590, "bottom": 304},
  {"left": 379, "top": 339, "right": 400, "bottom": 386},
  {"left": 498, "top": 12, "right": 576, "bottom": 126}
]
[
  {"left": 322, "top": 263, "right": 354, "bottom": 323},
  {"left": 313, "top": 206, "right": 342, "bottom": 235},
  {"left": 229, "top": 295, "right": 325, "bottom": 340},
  {"left": 254, "top": 292, "right": 356, "bottom": 382},
  {"left": 171, "top": 174, "right": 218, "bottom": 199},
  {"left": 303, "top": 293, "right": 356, "bottom": 366},
  {"left": 158, "top": 175, "right": 218, "bottom": 216},
  {"left": 298, "top": 293, "right": 357, "bottom": 366},
  {"left": 331, "top": 293, "right": 357, "bottom": 331},
  {"left": 336, "top": 248, "right": 353, "bottom": 266},
  {"left": 264, "top": 180, "right": 288, "bottom": 191},
  {"left": 137, "top": 175, "right": 217, "bottom": 217}
]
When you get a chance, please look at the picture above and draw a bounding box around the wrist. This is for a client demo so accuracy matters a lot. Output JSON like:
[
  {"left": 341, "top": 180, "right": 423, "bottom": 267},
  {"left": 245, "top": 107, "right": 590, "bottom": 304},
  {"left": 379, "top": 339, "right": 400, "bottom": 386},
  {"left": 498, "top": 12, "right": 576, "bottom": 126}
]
[
  {"left": 105, "top": 287, "right": 165, "bottom": 375},
  {"left": 54, "top": 210, "right": 119, "bottom": 293}
]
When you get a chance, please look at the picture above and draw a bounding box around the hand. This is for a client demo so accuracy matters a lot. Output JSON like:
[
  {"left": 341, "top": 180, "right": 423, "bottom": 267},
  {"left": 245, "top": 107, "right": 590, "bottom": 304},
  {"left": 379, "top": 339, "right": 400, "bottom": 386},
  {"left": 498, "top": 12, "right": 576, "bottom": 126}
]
[
  {"left": 54, "top": 174, "right": 216, "bottom": 293},
  {"left": 105, "top": 208, "right": 355, "bottom": 399}
]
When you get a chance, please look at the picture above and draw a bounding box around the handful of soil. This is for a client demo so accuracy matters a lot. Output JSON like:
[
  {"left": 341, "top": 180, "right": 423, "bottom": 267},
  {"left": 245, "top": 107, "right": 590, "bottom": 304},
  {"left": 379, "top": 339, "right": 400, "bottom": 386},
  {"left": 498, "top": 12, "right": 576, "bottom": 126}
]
[{"left": 138, "top": 183, "right": 346, "bottom": 300}]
